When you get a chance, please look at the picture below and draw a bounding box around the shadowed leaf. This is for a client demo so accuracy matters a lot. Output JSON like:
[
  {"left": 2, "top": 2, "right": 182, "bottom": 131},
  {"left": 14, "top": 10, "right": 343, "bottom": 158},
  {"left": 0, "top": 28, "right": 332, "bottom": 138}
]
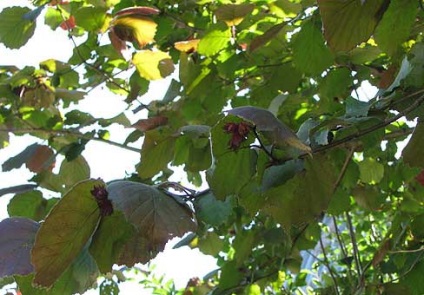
[
  {"left": 107, "top": 181, "right": 197, "bottom": 265},
  {"left": 0, "top": 217, "right": 39, "bottom": 277},
  {"left": 227, "top": 106, "right": 311, "bottom": 153},
  {"left": 215, "top": 4, "right": 254, "bottom": 26},
  {"left": 111, "top": 16, "right": 157, "bottom": 48},
  {"left": 317, "top": 0, "right": 386, "bottom": 52}
]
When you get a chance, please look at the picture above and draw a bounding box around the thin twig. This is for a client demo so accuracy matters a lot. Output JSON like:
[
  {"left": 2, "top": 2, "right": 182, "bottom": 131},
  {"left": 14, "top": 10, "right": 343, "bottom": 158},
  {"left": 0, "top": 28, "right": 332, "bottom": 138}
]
[
  {"left": 0, "top": 128, "right": 140, "bottom": 153},
  {"left": 251, "top": 126, "right": 278, "bottom": 161},
  {"left": 319, "top": 235, "right": 340, "bottom": 295},
  {"left": 345, "top": 212, "right": 363, "bottom": 283}
]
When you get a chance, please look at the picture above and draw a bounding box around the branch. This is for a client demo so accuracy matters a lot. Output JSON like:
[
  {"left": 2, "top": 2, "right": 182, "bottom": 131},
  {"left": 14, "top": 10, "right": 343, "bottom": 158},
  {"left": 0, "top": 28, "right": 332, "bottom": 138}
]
[
  {"left": 0, "top": 128, "right": 140, "bottom": 153},
  {"left": 319, "top": 236, "right": 340, "bottom": 295},
  {"left": 0, "top": 184, "right": 37, "bottom": 197},
  {"left": 312, "top": 93, "right": 424, "bottom": 155},
  {"left": 345, "top": 211, "right": 363, "bottom": 284}
]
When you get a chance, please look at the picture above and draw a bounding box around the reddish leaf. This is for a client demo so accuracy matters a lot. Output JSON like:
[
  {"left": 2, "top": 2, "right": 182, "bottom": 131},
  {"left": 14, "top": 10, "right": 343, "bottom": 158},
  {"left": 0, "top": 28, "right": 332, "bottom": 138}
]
[
  {"left": 132, "top": 116, "right": 168, "bottom": 132},
  {"left": 59, "top": 16, "right": 76, "bottom": 30},
  {"left": 108, "top": 30, "right": 127, "bottom": 56},
  {"left": 0, "top": 217, "right": 39, "bottom": 277},
  {"left": 114, "top": 6, "right": 160, "bottom": 17},
  {"left": 215, "top": 4, "right": 254, "bottom": 26},
  {"left": 416, "top": 170, "right": 424, "bottom": 186},
  {"left": 107, "top": 181, "right": 197, "bottom": 265},
  {"left": 25, "top": 145, "right": 55, "bottom": 173}
]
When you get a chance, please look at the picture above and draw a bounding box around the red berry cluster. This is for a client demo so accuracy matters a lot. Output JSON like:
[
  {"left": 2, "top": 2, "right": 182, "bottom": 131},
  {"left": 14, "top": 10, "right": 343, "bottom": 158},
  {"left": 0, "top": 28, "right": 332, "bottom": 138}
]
[
  {"left": 223, "top": 121, "right": 251, "bottom": 150},
  {"left": 90, "top": 185, "right": 113, "bottom": 217}
]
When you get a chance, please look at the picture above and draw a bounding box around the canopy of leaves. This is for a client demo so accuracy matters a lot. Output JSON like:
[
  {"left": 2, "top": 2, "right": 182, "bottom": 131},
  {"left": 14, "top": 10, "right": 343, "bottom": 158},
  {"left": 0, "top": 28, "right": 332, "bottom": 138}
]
[{"left": 1, "top": 0, "right": 424, "bottom": 294}]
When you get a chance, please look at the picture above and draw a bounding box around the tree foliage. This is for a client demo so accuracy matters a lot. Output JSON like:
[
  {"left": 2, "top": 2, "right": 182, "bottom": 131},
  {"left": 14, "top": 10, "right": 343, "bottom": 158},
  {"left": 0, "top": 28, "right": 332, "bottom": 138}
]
[{"left": 1, "top": 0, "right": 424, "bottom": 294}]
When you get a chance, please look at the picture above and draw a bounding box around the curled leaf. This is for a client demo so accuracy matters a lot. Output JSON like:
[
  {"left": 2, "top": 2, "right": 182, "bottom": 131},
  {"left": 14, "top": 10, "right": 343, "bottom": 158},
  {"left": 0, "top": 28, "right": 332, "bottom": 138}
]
[
  {"left": 110, "top": 16, "right": 157, "bottom": 48},
  {"left": 226, "top": 106, "right": 311, "bottom": 153}
]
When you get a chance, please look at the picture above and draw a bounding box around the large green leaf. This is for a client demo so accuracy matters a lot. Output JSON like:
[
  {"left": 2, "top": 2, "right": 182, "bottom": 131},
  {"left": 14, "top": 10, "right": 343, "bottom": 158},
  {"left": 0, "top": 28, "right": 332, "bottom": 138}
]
[
  {"left": 31, "top": 179, "right": 104, "bottom": 287},
  {"left": 317, "top": 0, "right": 386, "bottom": 52},
  {"left": 0, "top": 7, "right": 37, "bottom": 49},
  {"left": 74, "top": 6, "right": 108, "bottom": 32},
  {"left": 107, "top": 181, "right": 197, "bottom": 265},
  {"left": 292, "top": 20, "right": 333, "bottom": 75},
  {"left": 374, "top": 0, "right": 417, "bottom": 56},
  {"left": 263, "top": 154, "right": 337, "bottom": 227},
  {"left": 198, "top": 23, "right": 231, "bottom": 57}
]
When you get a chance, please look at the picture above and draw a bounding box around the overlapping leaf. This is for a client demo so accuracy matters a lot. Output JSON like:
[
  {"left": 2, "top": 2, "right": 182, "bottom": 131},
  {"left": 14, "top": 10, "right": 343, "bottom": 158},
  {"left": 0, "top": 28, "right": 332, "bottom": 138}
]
[
  {"left": 132, "top": 50, "right": 175, "bottom": 80},
  {"left": 107, "top": 181, "right": 197, "bottom": 265},
  {"left": 0, "top": 217, "right": 39, "bottom": 277},
  {"left": 215, "top": 4, "right": 254, "bottom": 26},
  {"left": 31, "top": 179, "right": 104, "bottom": 287},
  {"left": 317, "top": 0, "right": 387, "bottom": 52},
  {"left": 227, "top": 106, "right": 311, "bottom": 153}
]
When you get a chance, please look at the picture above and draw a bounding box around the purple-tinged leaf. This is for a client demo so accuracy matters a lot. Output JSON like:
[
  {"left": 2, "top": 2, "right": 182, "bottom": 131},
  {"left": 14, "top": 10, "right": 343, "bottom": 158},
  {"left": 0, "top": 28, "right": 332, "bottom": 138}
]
[{"left": 0, "top": 217, "right": 39, "bottom": 277}]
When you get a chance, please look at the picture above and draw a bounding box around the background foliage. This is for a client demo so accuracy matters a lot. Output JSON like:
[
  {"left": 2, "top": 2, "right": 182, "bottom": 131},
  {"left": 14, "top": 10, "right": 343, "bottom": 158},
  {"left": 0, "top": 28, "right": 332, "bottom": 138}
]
[{"left": 1, "top": 0, "right": 424, "bottom": 294}]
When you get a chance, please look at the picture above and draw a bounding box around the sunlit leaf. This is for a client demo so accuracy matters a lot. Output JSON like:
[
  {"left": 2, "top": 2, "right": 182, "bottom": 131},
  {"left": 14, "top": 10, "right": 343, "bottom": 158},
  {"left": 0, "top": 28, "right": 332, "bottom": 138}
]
[
  {"left": 0, "top": 7, "right": 37, "bottom": 49},
  {"left": 0, "top": 217, "right": 39, "bottom": 277},
  {"left": 74, "top": 6, "right": 108, "bottom": 32},
  {"left": 317, "top": 0, "right": 386, "bottom": 51},
  {"left": 111, "top": 16, "right": 157, "bottom": 48},
  {"left": 31, "top": 179, "right": 104, "bottom": 287},
  {"left": 215, "top": 4, "right": 254, "bottom": 26},
  {"left": 198, "top": 23, "right": 231, "bottom": 57},
  {"left": 358, "top": 158, "right": 384, "bottom": 184},
  {"left": 7, "top": 190, "right": 58, "bottom": 222},
  {"left": 107, "top": 181, "right": 197, "bottom": 265},
  {"left": 174, "top": 39, "right": 200, "bottom": 53},
  {"left": 133, "top": 50, "right": 174, "bottom": 80},
  {"left": 114, "top": 6, "right": 160, "bottom": 17}
]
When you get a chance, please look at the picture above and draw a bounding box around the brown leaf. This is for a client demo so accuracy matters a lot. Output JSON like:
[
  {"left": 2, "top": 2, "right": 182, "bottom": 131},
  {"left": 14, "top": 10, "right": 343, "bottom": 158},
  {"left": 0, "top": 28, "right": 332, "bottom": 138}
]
[
  {"left": 132, "top": 116, "right": 168, "bottom": 132},
  {"left": 107, "top": 181, "right": 197, "bottom": 265},
  {"left": 111, "top": 16, "right": 157, "bottom": 48},
  {"left": 25, "top": 145, "right": 55, "bottom": 173},
  {"left": 215, "top": 3, "right": 255, "bottom": 26}
]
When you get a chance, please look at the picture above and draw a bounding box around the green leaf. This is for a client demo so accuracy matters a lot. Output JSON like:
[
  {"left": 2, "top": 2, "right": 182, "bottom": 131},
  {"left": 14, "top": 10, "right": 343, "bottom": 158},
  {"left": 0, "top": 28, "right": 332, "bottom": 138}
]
[
  {"left": 137, "top": 130, "right": 176, "bottom": 179},
  {"left": 198, "top": 231, "right": 224, "bottom": 256},
  {"left": 89, "top": 211, "right": 135, "bottom": 273},
  {"left": 100, "top": 278, "right": 120, "bottom": 295},
  {"left": 263, "top": 154, "right": 337, "bottom": 227},
  {"left": 317, "top": 0, "right": 386, "bottom": 52},
  {"left": 16, "top": 248, "right": 98, "bottom": 295},
  {"left": 74, "top": 6, "right": 108, "bottom": 32},
  {"left": 403, "top": 122, "right": 424, "bottom": 168},
  {"left": 31, "top": 179, "right": 104, "bottom": 287},
  {"left": 194, "top": 192, "right": 232, "bottom": 226},
  {"left": 107, "top": 181, "right": 197, "bottom": 265},
  {"left": 207, "top": 149, "right": 257, "bottom": 200},
  {"left": 44, "top": 7, "right": 63, "bottom": 30},
  {"left": 59, "top": 155, "right": 91, "bottom": 187},
  {"left": 198, "top": 23, "right": 231, "bottom": 57},
  {"left": 7, "top": 190, "right": 48, "bottom": 221},
  {"left": 374, "top": 0, "right": 418, "bottom": 56},
  {"left": 0, "top": 7, "right": 37, "bottom": 49},
  {"left": 358, "top": 158, "right": 384, "bottom": 184},
  {"left": 292, "top": 20, "right": 334, "bottom": 75},
  {"left": 345, "top": 97, "right": 370, "bottom": 118},
  {"left": 215, "top": 3, "right": 254, "bottom": 26},
  {"left": 133, "top": 50, "right": 175, "bottom": 80}
]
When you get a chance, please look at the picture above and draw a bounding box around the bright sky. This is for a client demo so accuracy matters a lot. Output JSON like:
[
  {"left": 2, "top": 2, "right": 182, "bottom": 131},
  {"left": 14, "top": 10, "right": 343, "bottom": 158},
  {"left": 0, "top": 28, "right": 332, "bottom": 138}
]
[{"left": 0, "top": 1, "right": 216, "bottom": 293}]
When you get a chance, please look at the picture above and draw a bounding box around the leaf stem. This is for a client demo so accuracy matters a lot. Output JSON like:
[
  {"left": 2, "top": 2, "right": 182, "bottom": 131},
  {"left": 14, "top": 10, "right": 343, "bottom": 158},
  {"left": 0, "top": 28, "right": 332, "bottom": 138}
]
[{"left": 319, "top": 235, "right": 341, "bottom": 295}]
